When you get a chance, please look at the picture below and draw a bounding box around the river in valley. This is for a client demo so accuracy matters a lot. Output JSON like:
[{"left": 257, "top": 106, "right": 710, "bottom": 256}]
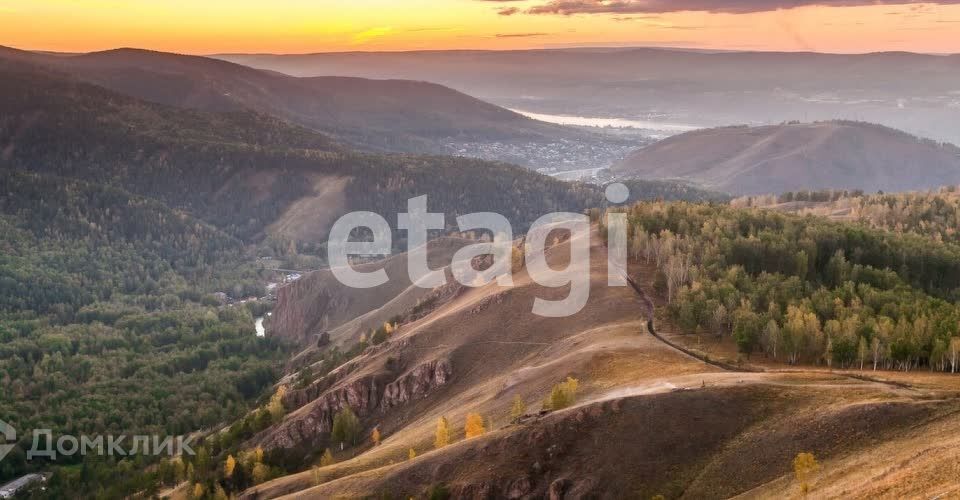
[{"left": 509, "top": 109, "right": 701, "bottom": 133}]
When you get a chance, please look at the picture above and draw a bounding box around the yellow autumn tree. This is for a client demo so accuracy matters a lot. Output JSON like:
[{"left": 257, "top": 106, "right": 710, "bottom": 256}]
[
  {"left": 793, "top": 452, "right": 820, "bottom": 496},
  {"left": 511, "top": 245, "right": 525, "bottom": 273},
  {"left": 238, "top": 450, "right": 254, "bottom": 475},
  {"left": 384, "top": 322, "right": 395, "bottom": 335},
  {"left": 224, "top": 454, "right": 237, "bottom": 478},
  {"left": 372, "top": 427, "right": 381, "bottom": 446},
  {"left": 546, "top": 377, "right": 580, "bottom": 411},
  {"left": 268, "top": 385, "right": 287, "bottom": 422},
  {"left": 319, "top": 448, "right": 335, "bottom": 467},
  {"left": 408, "top": 448, "right": 417, "bottom": 460},
  {"left": 465, "top": 413, "right": 486, "bottom": 438},
  {"left": 435, "top": 416, "right": 450, "bottom": 449},
  {"left": 192, "top": 483, "right": 204, "bottom": 499},
  {"left": 252, "top": 462, "right": 270, "bottom": 485},
  {"left": 510, "top": 395, "right": 526, "bottom": 422}
]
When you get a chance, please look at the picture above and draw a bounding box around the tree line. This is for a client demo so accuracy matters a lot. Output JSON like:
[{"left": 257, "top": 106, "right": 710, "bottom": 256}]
[
  {"left": 601, "top": 201, "right": 960, "bottom": 372},
  {"left": 734, "top": 185, "right": 960, "bottom": 245}
]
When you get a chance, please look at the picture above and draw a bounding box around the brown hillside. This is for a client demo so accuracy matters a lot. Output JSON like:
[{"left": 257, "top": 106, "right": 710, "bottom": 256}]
[
  {"left": 235, "top": 227, "right": 960, "bottom": 499},
  {"left": 243, "top": 228, "right": 705, "bottom": 496},
  {"left": 285, "top": 388, "right": 952, "bottom": 499},
  {"left": 613, "top": 121, "right": 960, "bottom": 195}
]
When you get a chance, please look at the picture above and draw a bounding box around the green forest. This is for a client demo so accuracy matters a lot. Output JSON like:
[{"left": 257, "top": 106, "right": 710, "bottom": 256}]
[
  {"left": 604, "top": 201, "right": 960, "bottom": 372},
  {"left": 0, "top": 172, "right": 291, "bottom": 494}
]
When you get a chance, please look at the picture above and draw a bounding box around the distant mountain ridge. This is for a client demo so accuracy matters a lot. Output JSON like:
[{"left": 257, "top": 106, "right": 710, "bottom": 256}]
[
  {"left": 0, "top": 49, "right": 723, "bottom": 250},
  {"left": 0, "top": 45, "right": 585, "bottom": 154},
  {"left": 215, "top": 47, "right": 960, "bottom": 145},
  {"left": 613, "top": 121, "right": 960, "bottom": 195},
  {"left": 0, "top": 54, "right": 602, "bottom": 245}
]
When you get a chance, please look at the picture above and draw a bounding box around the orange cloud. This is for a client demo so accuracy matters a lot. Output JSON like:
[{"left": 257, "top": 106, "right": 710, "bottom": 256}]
[{"left": 521, "top": 0, "right": 960, "bottom": 15}]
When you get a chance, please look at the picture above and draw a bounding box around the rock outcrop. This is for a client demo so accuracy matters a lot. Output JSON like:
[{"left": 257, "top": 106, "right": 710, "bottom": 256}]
[
  {"left": 380, "top": 358, "right": 451, "bottom": 410},
  {"left": 258, "top": 357, "right": 452, "bottom": 450},
  {"left": 272, "top": 282, "right": 340, "bottom": 344},
  {"left": 270, "top": 237, "right": 471, "bottom": 344}
]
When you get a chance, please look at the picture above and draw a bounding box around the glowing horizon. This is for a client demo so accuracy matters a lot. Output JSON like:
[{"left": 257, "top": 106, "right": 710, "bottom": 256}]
[{"left": 2, "top": 0, "right": 959, "bottom": 55}]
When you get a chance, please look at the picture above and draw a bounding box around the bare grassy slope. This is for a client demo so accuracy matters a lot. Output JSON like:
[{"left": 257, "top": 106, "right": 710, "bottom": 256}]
[
  {"left": 264, "top": 175, "right": 350, "bottom": 245},
  {"left": 614, "top": 121, "right": 960, "bottom": 195},
  {"left": 289, "top": 388, "right": 952, "bottom": 500},
  {"left": 240, "top": 228, "right": 960, "bottom": 499},
  {"left": 737, "top": 407, "right": 960, "bottom": 499},
  {"left": 244, "top": 229, "right": 706, "bottom": 496}
]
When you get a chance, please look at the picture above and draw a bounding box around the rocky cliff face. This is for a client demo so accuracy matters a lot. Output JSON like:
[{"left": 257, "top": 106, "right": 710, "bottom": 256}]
[
  {"left": 272, "top": 282, "right": 339, "bottom": 344},
  {"left": 270, "top": 237, "right": 471, "bottom": 345},
  {"left": 379, "top": 358, "right": 451, "bottom": 411},
  {"left": 258, "top": 355, "right": 452, "bottom": 450}
]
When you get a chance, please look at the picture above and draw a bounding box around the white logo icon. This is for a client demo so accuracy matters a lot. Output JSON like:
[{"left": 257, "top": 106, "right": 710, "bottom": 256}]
[{"left": 0, "top": 419, "right": 15, "bottom": 462}]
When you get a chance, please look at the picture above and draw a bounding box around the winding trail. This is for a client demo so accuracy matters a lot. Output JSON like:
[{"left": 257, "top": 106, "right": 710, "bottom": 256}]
[
  {"left": 621, "top": 273, "right": 923, "bottom": 394},
  {"left": 624, "top": 275, "right": 758, "bottom": 373}
]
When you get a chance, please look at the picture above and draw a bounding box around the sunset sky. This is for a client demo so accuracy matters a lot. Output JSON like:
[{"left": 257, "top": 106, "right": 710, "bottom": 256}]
[{"left": 3, "top": 0, "right": 960, "bottom": 54}]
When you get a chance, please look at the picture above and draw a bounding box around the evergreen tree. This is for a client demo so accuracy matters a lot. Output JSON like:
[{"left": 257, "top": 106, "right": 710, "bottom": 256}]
[{"left": 331, "top": 407, "right": 362, "bottom": 450}]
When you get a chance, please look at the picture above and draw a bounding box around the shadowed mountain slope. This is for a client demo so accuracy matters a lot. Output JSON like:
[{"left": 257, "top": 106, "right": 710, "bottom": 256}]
[
  {"left": 0, "top": 55, "right": 603, "bottom": 244},
  {"left": 613, "top": 121, "right": 960, "bottom": 195},
  {"left": 1, "top": 46, "right": 586, "bottom": 154}
]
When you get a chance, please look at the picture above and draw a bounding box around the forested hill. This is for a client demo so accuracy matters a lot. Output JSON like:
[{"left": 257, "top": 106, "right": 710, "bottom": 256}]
[
  {"left": 614, "top": 121, "right": 960, "bottom": 195},
  {"left": 0, "top": 56, "right": 602, "bottom": 244},
  {"left": 0, "top": 45, "right": 584, "bottom": 154},
  {"left": 0, "top": 171, "right": 249, "bottom": 315},
  {"left": 0, "top": 170, "right": 290, "bottom": 492}
]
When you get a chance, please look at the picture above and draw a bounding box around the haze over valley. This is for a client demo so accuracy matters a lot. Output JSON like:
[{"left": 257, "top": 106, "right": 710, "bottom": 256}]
[{"left": 219, "top": 48, "right": 960, "bottom": 146}]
